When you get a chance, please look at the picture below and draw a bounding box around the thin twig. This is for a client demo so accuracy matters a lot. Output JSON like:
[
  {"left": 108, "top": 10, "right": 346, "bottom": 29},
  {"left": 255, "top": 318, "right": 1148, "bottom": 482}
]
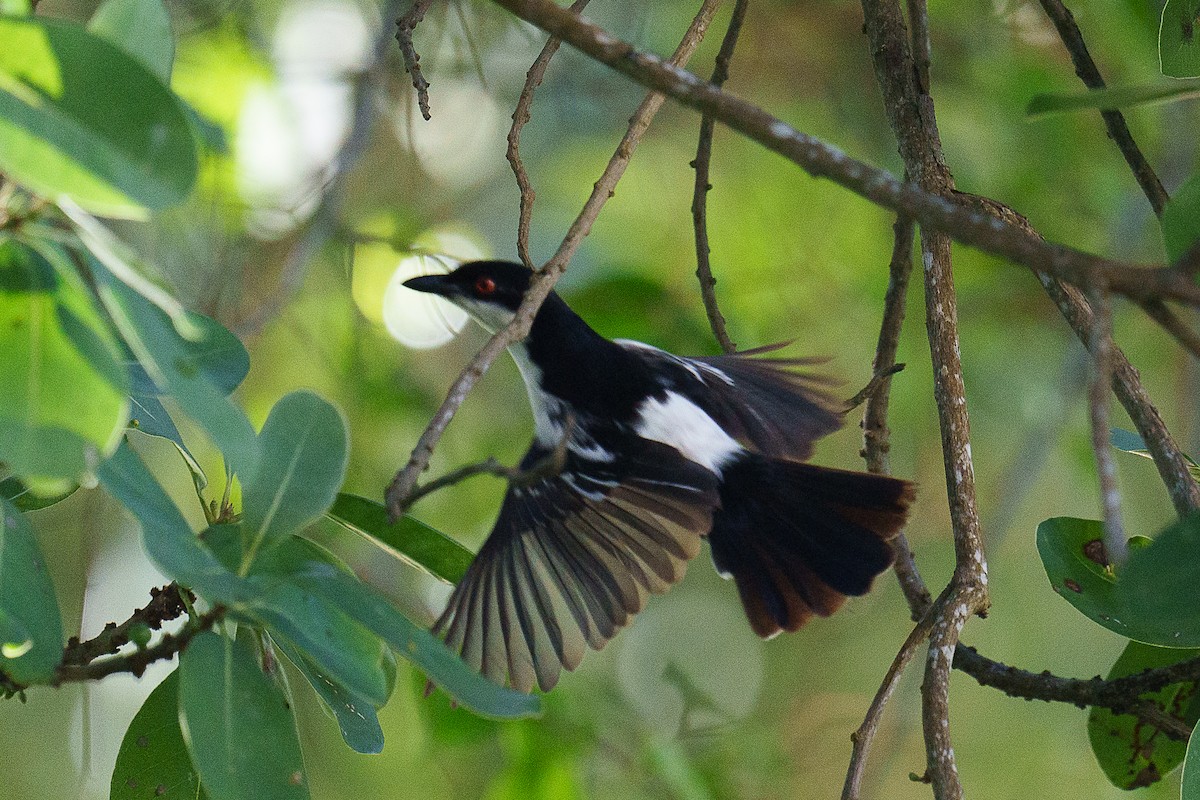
[
  {"left": 236, "top": 1, "right": 406, "bottom": 337},
  {"left": 401, "top": 415, "right": 575, "bottom": 506},
  {"left": 691, "top": 0, "right": 748, "bottom": 354},
  {"left": 1139, "top": 299, "right": 1200, "bottom": 361},
  {"left": 862, "top": 216, "right": 930, "bottom": 616},
  {"left": 843, "top": 611, "right": 936, "bottom": 800},
  {"left": 386, "top": 0, "right": 724, "bottom": 519},
  {"left": 1036, "top": 0, "right": 1169, "bottom": 216},
  {"left": 396, "top": 0, "right": 436, "bottom": 120},
  {"left": 486, "top": 0, "right": 1200, "bottom": 307},
  {"left": 1087, "top": 286, "right": 1126, "bottom": 565},
  {"left": 507, "top": 0, "right": 592, "bottom": 268},
  {"left": 845, "top": 363, "right": 906, "bottom": 411}
]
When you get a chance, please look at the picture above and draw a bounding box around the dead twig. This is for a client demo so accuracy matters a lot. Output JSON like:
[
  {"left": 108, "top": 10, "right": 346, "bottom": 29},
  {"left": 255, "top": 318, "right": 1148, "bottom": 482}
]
[
  {"left": 690, "top": 0, "right": 748, "bottom": 354},
  {"left": 396, "top": 0, "right": 436, "bottom": 121},
  {"left": 507, "top": 0, "right": 593, "bottom": 268},
  {"left": 386, "top": 0, "right": 724, "bottom": 519}
]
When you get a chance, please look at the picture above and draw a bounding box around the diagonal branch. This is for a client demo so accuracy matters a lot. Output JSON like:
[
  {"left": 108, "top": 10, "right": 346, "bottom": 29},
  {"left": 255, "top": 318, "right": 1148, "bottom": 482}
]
[
  {"left": 1036, "top": 0, "right": 1169, "bottom": 216},
  {"left": 386, "top": 0, "right": 725, "bottom": 519},
  {"left": 486, "top": 0, "right": 1200, "bottom": 307}
]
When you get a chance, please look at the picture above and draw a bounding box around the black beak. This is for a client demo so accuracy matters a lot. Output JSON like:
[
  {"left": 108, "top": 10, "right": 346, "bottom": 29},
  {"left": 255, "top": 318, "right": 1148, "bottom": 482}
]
[{"left": 403, "top": 274, "right": 455, "bottom": 296}]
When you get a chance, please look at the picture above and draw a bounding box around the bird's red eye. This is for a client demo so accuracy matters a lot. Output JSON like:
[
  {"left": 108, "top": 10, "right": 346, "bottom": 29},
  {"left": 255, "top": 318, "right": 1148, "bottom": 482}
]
[{"left": 474, "top": 276, "right": 497, "bottom": 295}]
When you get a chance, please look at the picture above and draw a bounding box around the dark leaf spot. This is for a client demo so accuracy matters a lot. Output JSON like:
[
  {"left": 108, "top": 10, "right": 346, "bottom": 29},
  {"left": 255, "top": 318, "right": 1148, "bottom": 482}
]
[
  {"left": 289, "top": 771, "right": 304, "bottom": 786},
  {"left": 1083, "top": 539, "right": 1109, "bottom": 567},
  {"left": 125, "top": 779, "right": 138, "bottom": 789},
  {"left": 1064, "top": 578, "right": 1083, "bottom": 593},
  {"left": 136, "top": 734, "right": 149, "bottom": 748},
  {"left": 1130, "top": 763, "right": 1162, "bottom": 788},
  {"left": 155, "top": 784, "right": 167, "bottom": 796}
]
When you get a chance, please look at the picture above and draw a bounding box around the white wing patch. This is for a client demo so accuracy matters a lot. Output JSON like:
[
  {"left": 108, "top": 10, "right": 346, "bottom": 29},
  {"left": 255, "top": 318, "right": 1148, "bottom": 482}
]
[{"left": 634, "top": 391, "right": 742, "bottom": 473}]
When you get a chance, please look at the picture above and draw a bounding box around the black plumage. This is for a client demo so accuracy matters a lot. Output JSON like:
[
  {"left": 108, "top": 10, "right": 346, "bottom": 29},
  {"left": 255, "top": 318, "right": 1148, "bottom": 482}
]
[{"left": 405, "top": 261, "right": 914, "bottom": 692}]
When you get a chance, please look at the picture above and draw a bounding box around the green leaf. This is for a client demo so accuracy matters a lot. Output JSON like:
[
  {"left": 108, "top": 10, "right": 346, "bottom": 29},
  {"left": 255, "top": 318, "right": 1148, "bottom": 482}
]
[
  {"left": 0, "top": 16, "right": 197, "bottom": 217},
  {"left": 1039, "top": 514, "right": 1200, "bottom": 647},
  {"left": 261, "top": 537, "right": 539, "bottom": 719},
  {"left": 1163, "top": 173, "right": 1200, "bottom": 265},
  {"left": 1120, "top": 513, "right": 1200, "bottom": 647},
  {"left": 326, "top": 494, "right": 473, "bottom": 585},
  {"left": 1160, "top": 0, "right": 1200, "bottom": 78},
  {"left": 240, "top": 392, "right": 348, "bottom": 573},
  {"left": 1036, "top": 517, "right": 1128, "bottom": 636},
  {"left": 88, "top": 0, "right": 175, "bottom": 83},
  {"left": 1111, "top": 428, "right": 1151, "bottom": 458},
  {"left": 1, "top": 0, "right": 31, "bottom": 15},
  {"left": 97, "top": 440, "right": 239, "bottom": 600},
  {"left": 178, "top": 631, "right": 309, "bottom": 800},
  {"left": 0, "top": 237, "right": 129, "bottom": 492},
  {"left": 128, "top": 395, "right": 207, "bottom": 491},
  {"left": 110, "top": 668, "right": 207, "bottom": 800},
  {"left": 1088, "top": 642, "right": 1200, "bottom": 789},
  {"left": 0, "top": 497, "right": 63, "bottom": 684},
  {"left": 200, "top": 525, "right": 394, "bottom": 708},
  {"left": 0, "top": 475, "right": 77, "bottom": 511},
  {"left": 275, "top": 639, "right": 385, "bottom": 755},
  {"left": 89, "top": 257, "right": 260, "bottom": 481},
  {"left": 1185, "top": 727, "right": 1200, "bottom": 800},
  {"left": 1027, "top": 80, "right": 1200, "bottom": 117}
]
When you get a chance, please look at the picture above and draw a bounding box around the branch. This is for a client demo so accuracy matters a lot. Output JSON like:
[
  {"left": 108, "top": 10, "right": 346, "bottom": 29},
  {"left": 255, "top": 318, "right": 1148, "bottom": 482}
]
[
  {"left": 1036, "top": 0, "right": 1169, "bottom": 216},
  {"left": 843, "top": 611, "right": 936, "bottom": 800},
  {"left": 860, "top": 0, "right": 988, "bottom": 796},
  {"left": 954, "top": 646, "right": 1199, "bottom": 740},
  {"left": 54, "top": 609, "right": 224, "bottom": 685},
  {"left": 486, "top": 0, "right": 1200, "bottom": 307},
  {"left": 61, "top": 584, "right": 190, "bottom": 667},
  {"left": 507, "top": 0, "right": 593, "bottom": 268},
  {"left": 386, "top": 0, "right": 724, "bottom": 519},
  {"left": 1139, "top": 298, "right": 1200, "bottom": 361},
  {"left": 862, "top": 216, "right": 930, "bottom": 616},
  {"left": 396, "top": 0, "right": 436, "bottom": 121},
  {"left": 691, "top": 0, "right": 749, "bottom": 355}
]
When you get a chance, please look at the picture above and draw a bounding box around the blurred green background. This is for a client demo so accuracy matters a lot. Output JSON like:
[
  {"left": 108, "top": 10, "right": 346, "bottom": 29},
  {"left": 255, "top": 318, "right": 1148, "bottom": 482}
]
[{"left": 4, "top": 0, "right": 1198, "bottom": 797}]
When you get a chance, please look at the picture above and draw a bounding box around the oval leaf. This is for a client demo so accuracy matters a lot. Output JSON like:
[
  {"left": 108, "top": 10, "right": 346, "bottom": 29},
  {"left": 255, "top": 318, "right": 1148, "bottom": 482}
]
[
  {"left": 1036, "top": 517, "right": 1127, "bottom": 635},
  {"left": 1161, "top": 0, "right": 1200, "bottom": 78},
  {"left": 326, "top": 494, "right": 473, "bottom": 585},
  {"left": 0, "top": 16, "right": 197, "bottom": 217},
  {"left": 275, "top": 639, "right": 385, "bottom": 755},
  {"left": 0, "top": 475, "right": 77, "bottom": 511},
  {"left": 240, "top": 391, "right": 348, "bottom": 570},
  {"left": 1027, "top": 80, "right": 1200, "bottom": 118},
  {"left": 1120, "top": 512, "right": 1200, "bottom": 647},
  {"left": 178, "top": 631, "right": 309, "bottom": 800},
  {"left": 88, "top": 0, "right": 175, "bottom": 83},
  {"left": 0, "top": 497, "right": 64, "bottom": 685},
  {"left": 1163, "top": 172, "right": 1200, "bottom": 266},
  {"left": 89, "top": 256, "right": 260, "bottom": 481},
  {"left": 0, "top": 237, "right": 129, "bottom": 492},
  {"left": 110, "top": 668, "right": 207, "bottom": 800},
  {"left": 1088, "top": 642, "right": 1200, "bottom": 789},
  {"left": 1184, "top": 727, "right": 1200, "bottom": 800}
]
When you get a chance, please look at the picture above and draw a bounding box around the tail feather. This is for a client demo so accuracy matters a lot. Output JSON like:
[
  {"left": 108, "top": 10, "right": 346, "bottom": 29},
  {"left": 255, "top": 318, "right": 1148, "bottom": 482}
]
[{"left": 709, "top": 455, "right": 914, "bottom": 638}]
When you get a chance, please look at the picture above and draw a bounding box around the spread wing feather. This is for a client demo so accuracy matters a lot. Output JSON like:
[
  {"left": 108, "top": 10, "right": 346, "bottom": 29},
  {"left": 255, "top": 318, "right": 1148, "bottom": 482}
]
[
  {"left": 432, "top": 439, "right": 719, "bottom": 692},
  {"left": 616, "top": 339, "right": 844, "bottom": 460}
]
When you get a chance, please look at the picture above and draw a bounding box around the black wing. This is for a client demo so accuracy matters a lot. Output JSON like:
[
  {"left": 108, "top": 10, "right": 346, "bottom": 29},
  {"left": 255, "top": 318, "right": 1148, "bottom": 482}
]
[
  {"left": 432, "top": 439, "right": 719, "bottom": 693},
  {"left": 617, "top": 340, "right": 844, "bottom": 460}
]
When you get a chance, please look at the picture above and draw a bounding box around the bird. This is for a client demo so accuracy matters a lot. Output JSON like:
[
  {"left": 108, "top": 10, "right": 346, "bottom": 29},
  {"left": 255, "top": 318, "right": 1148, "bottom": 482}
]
[{"left": 403, "top": 260, "right": 914, "bottom": 693}]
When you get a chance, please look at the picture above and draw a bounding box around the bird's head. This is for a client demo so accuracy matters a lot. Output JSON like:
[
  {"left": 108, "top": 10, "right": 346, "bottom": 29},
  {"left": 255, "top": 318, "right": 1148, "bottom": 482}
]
[{"left": 403, "top": 260, "right": 532, "bottom": 333}]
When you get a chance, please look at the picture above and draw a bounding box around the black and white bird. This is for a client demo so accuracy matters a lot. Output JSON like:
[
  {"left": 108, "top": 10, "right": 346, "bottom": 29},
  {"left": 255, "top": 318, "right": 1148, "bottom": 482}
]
[{"left": 404, "top": 260, "right": 914, "bottom": 693}]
